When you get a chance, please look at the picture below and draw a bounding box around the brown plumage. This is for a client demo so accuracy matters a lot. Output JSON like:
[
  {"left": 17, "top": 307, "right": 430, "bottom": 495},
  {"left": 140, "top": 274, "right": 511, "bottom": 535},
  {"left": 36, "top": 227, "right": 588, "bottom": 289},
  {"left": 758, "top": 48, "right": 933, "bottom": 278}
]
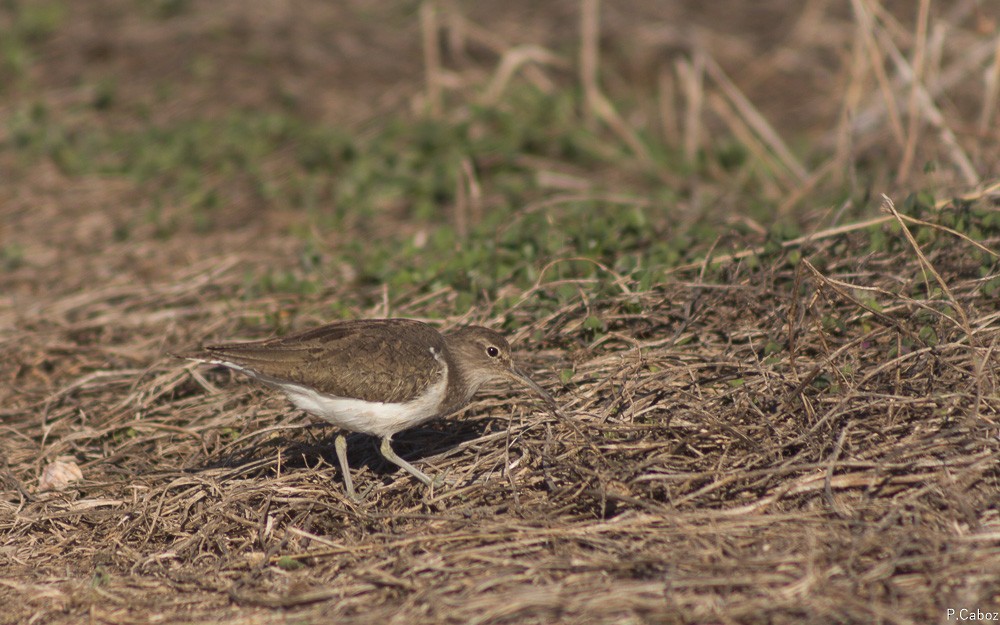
[
  {"left": 179, "top": 318, "right": 555, "bottom": 498},
  {"left": 193, "top": 319, "right": 448, "bottom": 404}
]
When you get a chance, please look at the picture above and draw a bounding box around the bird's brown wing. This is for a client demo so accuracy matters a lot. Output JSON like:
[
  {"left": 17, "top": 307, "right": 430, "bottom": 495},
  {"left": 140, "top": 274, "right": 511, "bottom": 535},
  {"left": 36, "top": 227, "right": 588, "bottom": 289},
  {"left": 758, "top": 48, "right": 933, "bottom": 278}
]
[{"left": 197, "top": 319, "right": 446, "bottom": 403}]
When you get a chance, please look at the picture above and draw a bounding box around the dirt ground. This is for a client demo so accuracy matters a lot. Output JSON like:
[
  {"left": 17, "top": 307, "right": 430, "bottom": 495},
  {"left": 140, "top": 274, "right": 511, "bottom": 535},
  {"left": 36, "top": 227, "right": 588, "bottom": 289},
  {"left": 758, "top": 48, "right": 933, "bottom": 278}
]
[{"left": 2, "top": 1, "right": 1000, "bottom": 624}]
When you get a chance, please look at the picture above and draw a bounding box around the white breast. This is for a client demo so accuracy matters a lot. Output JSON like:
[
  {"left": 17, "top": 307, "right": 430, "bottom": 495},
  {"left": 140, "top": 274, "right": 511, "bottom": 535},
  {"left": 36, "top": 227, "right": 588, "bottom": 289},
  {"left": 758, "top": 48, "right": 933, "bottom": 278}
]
[
  {"left": 195, "top": 346, "right": 450, "bottom": 438},
  {"left": 275, "top": 368, "right": 449, "bottom": 438}
]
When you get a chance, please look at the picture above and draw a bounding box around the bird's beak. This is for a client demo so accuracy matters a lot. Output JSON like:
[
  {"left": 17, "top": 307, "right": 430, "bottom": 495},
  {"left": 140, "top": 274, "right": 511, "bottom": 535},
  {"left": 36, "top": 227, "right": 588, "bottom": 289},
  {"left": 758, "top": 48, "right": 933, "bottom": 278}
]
[{"left": 507, "top": 366, "right": 558, "bottom": 413}]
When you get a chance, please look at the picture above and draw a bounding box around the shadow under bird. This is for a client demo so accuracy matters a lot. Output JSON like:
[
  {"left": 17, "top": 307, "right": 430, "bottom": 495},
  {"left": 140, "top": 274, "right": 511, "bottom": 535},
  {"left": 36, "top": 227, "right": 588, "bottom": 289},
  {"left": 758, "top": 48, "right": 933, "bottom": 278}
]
[{"left": 178, "top": 318, "right": 555, "bottom": 498}]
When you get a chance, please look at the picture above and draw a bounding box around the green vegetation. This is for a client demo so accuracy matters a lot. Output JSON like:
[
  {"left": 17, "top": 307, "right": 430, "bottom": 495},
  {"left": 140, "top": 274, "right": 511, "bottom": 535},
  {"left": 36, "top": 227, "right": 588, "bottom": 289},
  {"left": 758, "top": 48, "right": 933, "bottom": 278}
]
[
  {"left": 0, "top": 1, "right": 65, "bottom": 87},
  {"left": 3, "top": 2, "right": 998, "bottom": 332},
  {"left": 7, "top": 75, "right": 1000, "bottom": 323},
  {"left": 4, "top": 86, "right": 700, "bottom": 307}
]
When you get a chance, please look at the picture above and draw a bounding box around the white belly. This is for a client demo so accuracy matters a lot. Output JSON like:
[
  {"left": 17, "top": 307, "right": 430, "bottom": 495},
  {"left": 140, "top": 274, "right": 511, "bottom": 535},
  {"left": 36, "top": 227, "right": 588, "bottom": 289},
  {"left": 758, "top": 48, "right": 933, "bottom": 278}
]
[{"left": 277, "top": 374, "right": 448, "bottom": 438}]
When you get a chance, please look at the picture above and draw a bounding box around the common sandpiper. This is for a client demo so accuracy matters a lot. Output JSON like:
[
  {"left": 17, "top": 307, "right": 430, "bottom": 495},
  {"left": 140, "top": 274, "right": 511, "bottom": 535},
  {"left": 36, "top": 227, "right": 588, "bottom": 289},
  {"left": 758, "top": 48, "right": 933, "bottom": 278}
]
[{"left": 179, "top": 318, "right": 555, "bottom": 498}]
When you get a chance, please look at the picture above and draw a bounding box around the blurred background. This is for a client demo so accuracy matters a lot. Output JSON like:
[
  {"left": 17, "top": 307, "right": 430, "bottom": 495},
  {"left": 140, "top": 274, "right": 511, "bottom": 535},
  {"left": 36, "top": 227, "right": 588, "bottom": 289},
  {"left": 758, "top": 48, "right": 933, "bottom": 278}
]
[{"left": 2, "top": 0, "right": 995, "bottom": 321}]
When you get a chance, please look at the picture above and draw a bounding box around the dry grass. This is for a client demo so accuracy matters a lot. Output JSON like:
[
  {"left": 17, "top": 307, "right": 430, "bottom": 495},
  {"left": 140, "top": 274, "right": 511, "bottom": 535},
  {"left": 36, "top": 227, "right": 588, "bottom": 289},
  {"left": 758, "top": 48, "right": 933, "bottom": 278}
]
[
  {"left": 5, "top": 207, "right": 1000, "bottom": 624},
  {"left": 3, "top": 1, "right": 1000, "bottom": 624}
]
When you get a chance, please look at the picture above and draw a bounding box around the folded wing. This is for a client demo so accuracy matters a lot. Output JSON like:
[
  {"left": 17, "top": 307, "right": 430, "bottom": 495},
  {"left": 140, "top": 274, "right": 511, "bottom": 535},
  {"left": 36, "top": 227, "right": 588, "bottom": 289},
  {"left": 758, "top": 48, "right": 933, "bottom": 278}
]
[{"left": 197, "top": 319, "right": 446, "bottom": 404}]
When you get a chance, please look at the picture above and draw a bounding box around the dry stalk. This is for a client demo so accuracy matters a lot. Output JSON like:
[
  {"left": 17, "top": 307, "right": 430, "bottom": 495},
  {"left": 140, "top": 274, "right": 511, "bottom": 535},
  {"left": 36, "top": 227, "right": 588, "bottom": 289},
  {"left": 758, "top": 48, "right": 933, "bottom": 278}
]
[{"left": 896, "top": 0, "right": 930, "bottom": 184}]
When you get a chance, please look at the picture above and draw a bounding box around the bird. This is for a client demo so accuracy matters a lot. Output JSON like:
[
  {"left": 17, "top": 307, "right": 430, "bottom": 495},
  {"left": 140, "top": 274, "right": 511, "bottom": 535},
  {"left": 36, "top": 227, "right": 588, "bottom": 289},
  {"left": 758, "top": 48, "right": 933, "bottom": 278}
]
[{"left": 177, "top": 318, "right": 555, "bottom": 498}]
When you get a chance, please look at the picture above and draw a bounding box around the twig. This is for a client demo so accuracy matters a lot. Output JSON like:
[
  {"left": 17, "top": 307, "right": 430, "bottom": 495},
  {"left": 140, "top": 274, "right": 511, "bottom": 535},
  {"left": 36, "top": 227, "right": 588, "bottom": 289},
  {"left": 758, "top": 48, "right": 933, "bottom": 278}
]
[
  {"left": 421, "top": 1, "right": 443, "bottom": 117},
  {"left": 703, "top": 55, "right": 809, "bottom": 183},
  {"left": 579, "top": 0, "right": 651, "bottom": 161},
  {"left": 676, "top": 54, "right": 704, "bottom": 164},
  {"left": 850, "top": 0, "right": 905, "bottom": 147},
  {"left": 881, "top": 194, "right": 972, "bottom": 335},
  {"left": 481, "top": 45, "right": 566, "bottom": 104},
  {"left": 873, "top": 13, "right": 981, "bottom": 184},
  {"left": 896, "top": 0, "right": 930, "bottom": 184}
]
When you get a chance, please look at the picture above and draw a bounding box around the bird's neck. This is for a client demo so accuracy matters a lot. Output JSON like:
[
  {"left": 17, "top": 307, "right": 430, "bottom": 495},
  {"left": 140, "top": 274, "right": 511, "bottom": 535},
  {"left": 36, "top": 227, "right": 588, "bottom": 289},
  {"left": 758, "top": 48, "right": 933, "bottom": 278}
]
[{"left": 439, "top": 354, "right": 481, "bottom": 416}]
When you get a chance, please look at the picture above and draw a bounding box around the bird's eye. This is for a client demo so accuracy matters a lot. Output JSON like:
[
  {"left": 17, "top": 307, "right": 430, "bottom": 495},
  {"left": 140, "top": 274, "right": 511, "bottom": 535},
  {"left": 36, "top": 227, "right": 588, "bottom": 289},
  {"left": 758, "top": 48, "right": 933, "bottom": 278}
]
[{"left": 486, "top": 346, "right": 500, "bottom": 358}]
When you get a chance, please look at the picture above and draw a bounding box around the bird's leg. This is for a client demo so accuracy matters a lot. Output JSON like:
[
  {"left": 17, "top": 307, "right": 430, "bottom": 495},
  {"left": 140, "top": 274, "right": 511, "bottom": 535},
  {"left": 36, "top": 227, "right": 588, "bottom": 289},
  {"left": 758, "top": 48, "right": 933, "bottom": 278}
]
[
  {"left": 379, "top": 435, "right": 433, "bottom": 487},
  {"left": 334, "top": 433, "right": 357, "bottom": 500}
]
